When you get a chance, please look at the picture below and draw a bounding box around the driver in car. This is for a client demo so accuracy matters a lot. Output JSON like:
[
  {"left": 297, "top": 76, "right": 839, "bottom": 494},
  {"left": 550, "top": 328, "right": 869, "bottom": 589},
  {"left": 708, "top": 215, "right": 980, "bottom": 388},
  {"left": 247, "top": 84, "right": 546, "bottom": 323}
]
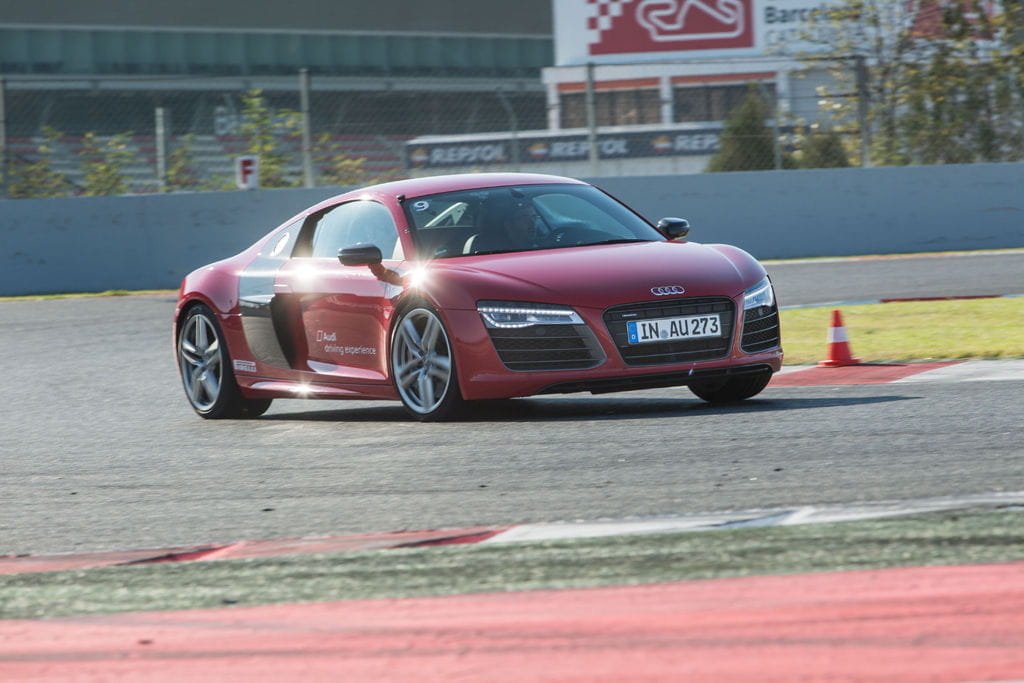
[
  {"left": 473, "top": 196, "right": 546, "bottom": 253},
  {"left": 506, "top": 201, "right": 543, "bottom": 248}
]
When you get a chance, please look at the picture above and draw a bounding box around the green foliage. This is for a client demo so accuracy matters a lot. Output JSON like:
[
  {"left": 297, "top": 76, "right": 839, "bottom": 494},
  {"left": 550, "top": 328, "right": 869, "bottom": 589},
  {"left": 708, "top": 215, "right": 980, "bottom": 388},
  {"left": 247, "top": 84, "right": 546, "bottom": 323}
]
[
  {"left": 798, "top": 129, "right": 852, "bottom": 168},
  {"left": 7, "top": 126, "right": 73, "bottom": 198},
  {"left": 238, "top": 90, "right": 301, "bottom": 188},
  {"left": 313, "top": 132, "right": 367, "bottom": 187},
  {"left": 165, "top": 134, "right": 202, "bottom": 192},
  {"left": 804, "top": 0, "right": 1024, "bottom": 166},
  {"left": 79, "top": 132, "right": 136, "bottom": 197},
  {"left": 707, "top": 87, "right": 792, "bottom": 172}
]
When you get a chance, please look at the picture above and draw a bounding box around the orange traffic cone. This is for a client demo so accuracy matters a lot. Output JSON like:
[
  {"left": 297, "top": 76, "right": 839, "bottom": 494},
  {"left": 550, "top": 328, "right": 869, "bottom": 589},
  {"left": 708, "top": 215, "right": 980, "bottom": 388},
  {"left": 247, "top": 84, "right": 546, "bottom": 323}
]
[{"left": 818, "top": 309, "right": 861, "bottom": 367}]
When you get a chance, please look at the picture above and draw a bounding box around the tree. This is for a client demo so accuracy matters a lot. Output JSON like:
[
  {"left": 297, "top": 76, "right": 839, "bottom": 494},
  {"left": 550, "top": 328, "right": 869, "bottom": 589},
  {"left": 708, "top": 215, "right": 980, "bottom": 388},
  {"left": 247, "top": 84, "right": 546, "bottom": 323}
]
[
  {"left": 8, "top": 126, "right": 73, "bottom": 198},
  {"left": 899, "top": 0, "right": 1024, "bottom": 163},
  {"left": 79, "top": 132, "right": 137, "bottom": 196},
  {"left": 706, "top": 87, "right": 784, "bottom": 172},
  {"left": 313, "top": 133, "right": 367, "bottom": 187},
  {"left": 803, "top": 0, "right": 1024, "bottom": 165},
  {"left": 798, "top": 128, "right": 853, "bottom": 168},
  {"left": 165, "top": 134, "right": 203, "bottom": 192},
  {"left": 238, "top": 90, "right": 301, "bottom": 188}
]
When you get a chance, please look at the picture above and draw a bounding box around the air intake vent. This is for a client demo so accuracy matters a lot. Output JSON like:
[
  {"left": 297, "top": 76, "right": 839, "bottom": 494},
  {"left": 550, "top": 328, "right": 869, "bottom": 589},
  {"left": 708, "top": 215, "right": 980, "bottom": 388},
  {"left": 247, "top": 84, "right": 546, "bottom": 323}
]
[
  {"left": 487, "top": 325, "right": 604, "bottom": 372},
  {"left": 741, "top": 304, "right": 781, "bottom": 353}
]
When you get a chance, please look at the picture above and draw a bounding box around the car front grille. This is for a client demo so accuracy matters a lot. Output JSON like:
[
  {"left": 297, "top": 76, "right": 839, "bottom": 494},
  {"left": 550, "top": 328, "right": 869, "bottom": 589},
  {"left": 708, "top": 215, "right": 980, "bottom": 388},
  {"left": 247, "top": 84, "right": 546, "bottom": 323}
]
[
  {"left": 486, "top": 324, "right": 605, "bottom": 372},
  {"left": 741, "top": 303, "right": 781, "bottom": 353},
  {"left": 603, "top": 297, "right": 735, "bottom": 367}
]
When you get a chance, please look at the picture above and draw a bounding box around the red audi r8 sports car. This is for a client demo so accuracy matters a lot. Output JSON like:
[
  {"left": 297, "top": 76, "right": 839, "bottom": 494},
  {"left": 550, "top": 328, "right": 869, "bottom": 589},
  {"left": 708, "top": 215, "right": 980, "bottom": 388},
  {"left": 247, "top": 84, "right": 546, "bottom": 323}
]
[{"left": 174, "top": 173, "right": 782, "bottom": 421}]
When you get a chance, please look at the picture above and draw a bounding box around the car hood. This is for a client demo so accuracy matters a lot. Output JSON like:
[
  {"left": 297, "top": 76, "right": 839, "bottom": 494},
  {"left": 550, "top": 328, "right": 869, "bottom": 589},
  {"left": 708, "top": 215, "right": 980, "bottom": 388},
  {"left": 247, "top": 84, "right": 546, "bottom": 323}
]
[{"left": 423, "top": 241, "right": 765, "bottom": 310}]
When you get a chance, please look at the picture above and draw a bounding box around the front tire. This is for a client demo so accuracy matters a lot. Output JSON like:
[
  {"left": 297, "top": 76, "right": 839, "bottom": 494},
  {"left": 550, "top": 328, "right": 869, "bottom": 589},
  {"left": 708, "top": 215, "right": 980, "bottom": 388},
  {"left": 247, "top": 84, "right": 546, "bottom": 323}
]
[
  {"left": 177, "top": 304, "right": 272, "bottom": 419},
  {"left": 689, "top": 369, "right": 773, "bottom": 404},
  {"left": 390, "top": 305, "right": 465, "bottom": 421}
]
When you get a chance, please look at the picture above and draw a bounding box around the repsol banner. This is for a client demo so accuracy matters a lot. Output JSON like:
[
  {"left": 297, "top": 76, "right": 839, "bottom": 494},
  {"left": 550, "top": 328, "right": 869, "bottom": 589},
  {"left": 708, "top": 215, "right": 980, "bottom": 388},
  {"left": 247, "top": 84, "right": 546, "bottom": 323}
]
[{"left": 406, "top": 127, "right": 723, "bottom": 169}]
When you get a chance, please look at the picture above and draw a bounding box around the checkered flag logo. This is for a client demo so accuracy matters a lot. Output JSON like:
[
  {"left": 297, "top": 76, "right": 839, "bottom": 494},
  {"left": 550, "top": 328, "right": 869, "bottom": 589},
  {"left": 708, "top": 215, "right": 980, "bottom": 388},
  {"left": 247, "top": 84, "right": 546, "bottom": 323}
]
[{"left": 585, "top": 0, "right": 632, "bottom": 42}]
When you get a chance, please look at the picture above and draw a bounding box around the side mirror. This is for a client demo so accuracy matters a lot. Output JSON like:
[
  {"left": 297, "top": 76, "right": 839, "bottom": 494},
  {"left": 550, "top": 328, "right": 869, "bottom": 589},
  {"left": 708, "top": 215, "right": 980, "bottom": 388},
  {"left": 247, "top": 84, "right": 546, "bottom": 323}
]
[
  {"left": 338, "top": 243, "right": 383, "bottom": 266},
  {"left": 657, "top": 217, "right": 690, "bottom": 240}
]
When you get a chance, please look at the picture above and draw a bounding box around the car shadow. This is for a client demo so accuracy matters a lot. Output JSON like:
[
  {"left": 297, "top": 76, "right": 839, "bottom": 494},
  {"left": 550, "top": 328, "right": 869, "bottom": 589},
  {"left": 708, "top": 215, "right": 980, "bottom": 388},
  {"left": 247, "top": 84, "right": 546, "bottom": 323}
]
[
  {"left": 258, "top": 394, "right": 920, "bottom": 423},
  {"left": 464, "top": 394, "right": 919, "bottom": 422}
]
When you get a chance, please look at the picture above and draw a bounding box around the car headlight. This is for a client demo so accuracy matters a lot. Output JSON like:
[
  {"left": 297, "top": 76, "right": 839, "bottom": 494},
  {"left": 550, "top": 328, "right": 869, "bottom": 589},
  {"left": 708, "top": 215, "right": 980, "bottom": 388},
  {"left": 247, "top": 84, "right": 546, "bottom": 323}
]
[
  {"left": 743, "top": 277, "right": 775, "bottom": 310},
  {"left": 477, "top": 301, "right": 584, "bottom": 329}
]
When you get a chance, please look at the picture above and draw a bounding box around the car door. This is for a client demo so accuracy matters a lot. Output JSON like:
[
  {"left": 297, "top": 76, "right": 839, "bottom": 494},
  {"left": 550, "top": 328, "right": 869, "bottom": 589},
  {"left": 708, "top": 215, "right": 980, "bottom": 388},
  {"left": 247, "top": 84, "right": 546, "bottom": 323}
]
[
  {"left": 274, "top": 200, "right": 405, "bottom": 383},
  {"left": 237, "top": 218, "right": 303, "bottom": 377}
]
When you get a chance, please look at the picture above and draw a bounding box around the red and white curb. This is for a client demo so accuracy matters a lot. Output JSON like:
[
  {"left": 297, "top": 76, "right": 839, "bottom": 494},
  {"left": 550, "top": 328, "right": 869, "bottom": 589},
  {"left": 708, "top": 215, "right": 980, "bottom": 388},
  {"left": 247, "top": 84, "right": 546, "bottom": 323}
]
[
  {"left": 771, "top": 359, "right": 1024, "bottom": 386},
  {"left": 482, "top": 491, "right": 1024, "bottom": 544},
  {"left": 887, "top": 358, "right": 1024, "bottom": 383},
  {"left": 4, "top": 491, "right": 1024, "bottom": 576},
  {"left": 779, "top": 292, "right": 1023, "bottom": 310}
]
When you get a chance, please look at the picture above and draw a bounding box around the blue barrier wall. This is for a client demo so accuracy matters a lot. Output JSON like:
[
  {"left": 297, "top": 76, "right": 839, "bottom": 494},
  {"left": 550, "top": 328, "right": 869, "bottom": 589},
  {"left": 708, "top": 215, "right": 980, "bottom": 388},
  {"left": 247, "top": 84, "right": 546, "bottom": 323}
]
[{"left": 2, "top": 163, "right": 1022, "bottom": 295}]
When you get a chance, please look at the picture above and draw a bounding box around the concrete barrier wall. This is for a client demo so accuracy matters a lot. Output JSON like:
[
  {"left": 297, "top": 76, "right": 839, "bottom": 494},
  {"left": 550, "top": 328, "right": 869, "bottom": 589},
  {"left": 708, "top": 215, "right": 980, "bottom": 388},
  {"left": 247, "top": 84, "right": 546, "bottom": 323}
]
[
  {"left": 596, "top": 163, "right": 1024, "bottom": 261},
  {"left": 2, "top": 163, "right": 1022, "bottom": 296},
  {"left": 2, "top": 188, "right": 339, "bottom": 296}
]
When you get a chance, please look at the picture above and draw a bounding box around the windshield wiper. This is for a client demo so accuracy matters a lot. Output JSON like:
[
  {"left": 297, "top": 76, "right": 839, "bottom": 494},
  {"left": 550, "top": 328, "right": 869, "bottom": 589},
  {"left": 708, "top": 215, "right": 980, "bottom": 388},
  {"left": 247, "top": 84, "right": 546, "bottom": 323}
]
[
  {"left": 468, "top": 249, "right": 519, "bottom": 256},
  {"left": 583, "top": 238, "right": 652, "bottom": 246}
]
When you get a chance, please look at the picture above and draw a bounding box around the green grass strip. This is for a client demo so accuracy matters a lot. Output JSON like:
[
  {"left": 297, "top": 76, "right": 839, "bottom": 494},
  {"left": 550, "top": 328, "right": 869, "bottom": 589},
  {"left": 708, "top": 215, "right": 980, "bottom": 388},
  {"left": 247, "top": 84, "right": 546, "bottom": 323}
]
[
  {"left": 3, "top": 508, "right": 1023, "bottom": 619},
  {"left": 0, "top": 289, "right": 176, "bottom": 302},
  {"left": 779, "top": 298, "right": 1024, "bottom": 364}
]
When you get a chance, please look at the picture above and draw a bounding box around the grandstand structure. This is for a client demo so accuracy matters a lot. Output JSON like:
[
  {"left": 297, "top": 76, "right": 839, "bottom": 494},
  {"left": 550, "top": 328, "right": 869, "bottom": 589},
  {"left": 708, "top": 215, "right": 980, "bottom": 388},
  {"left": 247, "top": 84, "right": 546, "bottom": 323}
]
[{"left": 0, "top": 0, "right": 553, "bottom": 193}]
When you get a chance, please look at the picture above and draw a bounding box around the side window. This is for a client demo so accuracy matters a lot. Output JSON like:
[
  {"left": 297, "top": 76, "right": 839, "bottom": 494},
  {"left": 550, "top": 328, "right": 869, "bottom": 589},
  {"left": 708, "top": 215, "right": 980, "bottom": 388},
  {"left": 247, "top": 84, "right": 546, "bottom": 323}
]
[
  {"left": 310, "top": 201, "right": 403, "bottom": 259},
  {"left": 261, "top": 220, "right": 302, "bottom": 262}
]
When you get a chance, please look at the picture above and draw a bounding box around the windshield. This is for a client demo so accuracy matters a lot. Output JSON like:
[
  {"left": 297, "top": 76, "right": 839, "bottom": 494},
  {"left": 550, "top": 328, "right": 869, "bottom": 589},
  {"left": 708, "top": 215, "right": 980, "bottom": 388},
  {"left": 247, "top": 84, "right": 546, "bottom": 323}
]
[{"left": 403, "top": 183, "right": 666, "bottom": 259}]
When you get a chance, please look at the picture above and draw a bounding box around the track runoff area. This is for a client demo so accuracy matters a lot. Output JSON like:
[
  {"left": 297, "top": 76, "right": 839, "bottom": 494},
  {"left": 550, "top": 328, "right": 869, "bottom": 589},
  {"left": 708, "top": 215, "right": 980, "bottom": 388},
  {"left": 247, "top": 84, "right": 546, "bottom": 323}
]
[
  {"left": 3, "top": 493, "right": 1024, "bottom": 680},
  {"left": 3, "top": 264, "right": 1023, "bottom": 679},
  {"left": 3, "top": 362, "right": 1024, "bottom": 680}
]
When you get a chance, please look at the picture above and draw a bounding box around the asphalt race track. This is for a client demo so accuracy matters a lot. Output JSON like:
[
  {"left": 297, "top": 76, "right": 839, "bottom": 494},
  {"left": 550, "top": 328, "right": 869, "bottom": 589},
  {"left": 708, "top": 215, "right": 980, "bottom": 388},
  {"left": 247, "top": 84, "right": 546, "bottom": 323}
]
[
  {"left": 766, "top": 250, "right": 1024, "bottom": 306},
  {"left": 1, "top": 251, "right": 1021, "bottom": 556}
]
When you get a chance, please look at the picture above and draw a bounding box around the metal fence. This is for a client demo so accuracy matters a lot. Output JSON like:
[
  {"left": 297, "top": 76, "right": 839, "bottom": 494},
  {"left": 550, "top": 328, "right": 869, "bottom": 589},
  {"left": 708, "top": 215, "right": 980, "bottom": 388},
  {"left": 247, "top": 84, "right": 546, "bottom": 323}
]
[
  {"left": 0, "top": 72, "right": 548, "bottom": 198},
  {"left": 1, "top": 54, "right": 1022, "bottom": 198}
]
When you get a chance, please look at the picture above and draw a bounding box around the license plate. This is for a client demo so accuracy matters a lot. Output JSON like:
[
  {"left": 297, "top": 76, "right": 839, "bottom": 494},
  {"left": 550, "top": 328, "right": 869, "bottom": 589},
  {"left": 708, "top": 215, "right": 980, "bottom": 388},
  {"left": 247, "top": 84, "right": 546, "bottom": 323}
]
[{"left": 626, "top": 314, "right": 722, "bottom": 344}]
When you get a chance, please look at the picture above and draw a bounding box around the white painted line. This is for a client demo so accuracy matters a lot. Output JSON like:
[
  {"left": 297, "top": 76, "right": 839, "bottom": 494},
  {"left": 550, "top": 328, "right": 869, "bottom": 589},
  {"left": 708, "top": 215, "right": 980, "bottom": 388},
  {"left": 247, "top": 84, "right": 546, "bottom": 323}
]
[
  {"left": 764, "top": 250, "right": 1024, "bottom": 265},
  {"left": 482, "top": 492, "right": 1024, "bottom": 545},
  {"left": 773, "top": 364, "right": 815, "bottom": 376},
  {"left": 484, "top": 516, "right": 740, "bottom": 544},
  {"left": 780, "top": 300, "right": 881, "bottom": 310},
  {"left": 890, "top": 359, "right": 1024, "bottom": 384}
]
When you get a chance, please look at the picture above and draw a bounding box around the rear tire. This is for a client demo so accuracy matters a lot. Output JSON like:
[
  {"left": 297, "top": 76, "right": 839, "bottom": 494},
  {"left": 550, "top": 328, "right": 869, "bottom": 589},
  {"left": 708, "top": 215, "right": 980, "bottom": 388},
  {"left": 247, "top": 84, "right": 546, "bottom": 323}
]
[
  {"left": 177, "top": 304, "right": 272, "bottom": 419},
  {"left": 390, "top": 304, "right": 465, "bottom": 421},
  {"left": 689, "top": 369, "right": 773, "bottom": 404}
]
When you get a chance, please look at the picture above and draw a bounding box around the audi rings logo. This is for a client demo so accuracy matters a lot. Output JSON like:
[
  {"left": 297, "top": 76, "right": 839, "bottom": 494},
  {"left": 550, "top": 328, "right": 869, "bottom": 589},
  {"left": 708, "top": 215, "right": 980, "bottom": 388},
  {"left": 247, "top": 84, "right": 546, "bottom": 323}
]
[{"left": 651, "top": 285, "right": 685, "bottom": 296}]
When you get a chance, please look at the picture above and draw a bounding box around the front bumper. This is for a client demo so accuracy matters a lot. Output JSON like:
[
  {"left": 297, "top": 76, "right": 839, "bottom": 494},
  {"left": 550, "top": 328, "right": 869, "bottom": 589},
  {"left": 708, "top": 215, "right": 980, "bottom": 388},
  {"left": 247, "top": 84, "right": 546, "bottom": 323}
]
[
  {"left": 535, "top": 362, "right": 777, "bottom": 396},
  {"left": 445, "top": 297, "right": 783, "bottom": 401}
]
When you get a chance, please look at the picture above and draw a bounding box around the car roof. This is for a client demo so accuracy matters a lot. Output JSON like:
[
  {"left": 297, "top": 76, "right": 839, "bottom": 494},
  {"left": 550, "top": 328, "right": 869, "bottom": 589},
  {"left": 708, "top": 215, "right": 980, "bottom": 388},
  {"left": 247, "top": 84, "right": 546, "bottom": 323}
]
[{"left": 318, "top": 172, "right": 589, "bottom": 208}]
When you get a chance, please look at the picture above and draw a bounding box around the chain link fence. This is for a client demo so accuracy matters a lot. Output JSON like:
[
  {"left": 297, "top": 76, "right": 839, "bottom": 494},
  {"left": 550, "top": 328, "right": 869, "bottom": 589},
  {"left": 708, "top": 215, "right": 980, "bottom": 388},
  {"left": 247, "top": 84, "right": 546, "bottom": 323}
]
[
  {"left": 0, "top": 74, "right": 547, "bottom": 198},
  {"left": 2, "top": 52, "right": 1021, "bottom": 198}
]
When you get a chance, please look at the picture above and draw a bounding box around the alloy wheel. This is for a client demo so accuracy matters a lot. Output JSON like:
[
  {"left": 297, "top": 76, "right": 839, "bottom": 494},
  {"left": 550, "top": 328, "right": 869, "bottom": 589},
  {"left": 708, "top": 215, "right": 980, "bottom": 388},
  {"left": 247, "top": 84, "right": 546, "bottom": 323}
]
[
  {"left": 391, "top": 308, "right": 454, "bottom": 415},
  {"left": 179, "top": 312, "right": 223, "bottom": 412}
]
